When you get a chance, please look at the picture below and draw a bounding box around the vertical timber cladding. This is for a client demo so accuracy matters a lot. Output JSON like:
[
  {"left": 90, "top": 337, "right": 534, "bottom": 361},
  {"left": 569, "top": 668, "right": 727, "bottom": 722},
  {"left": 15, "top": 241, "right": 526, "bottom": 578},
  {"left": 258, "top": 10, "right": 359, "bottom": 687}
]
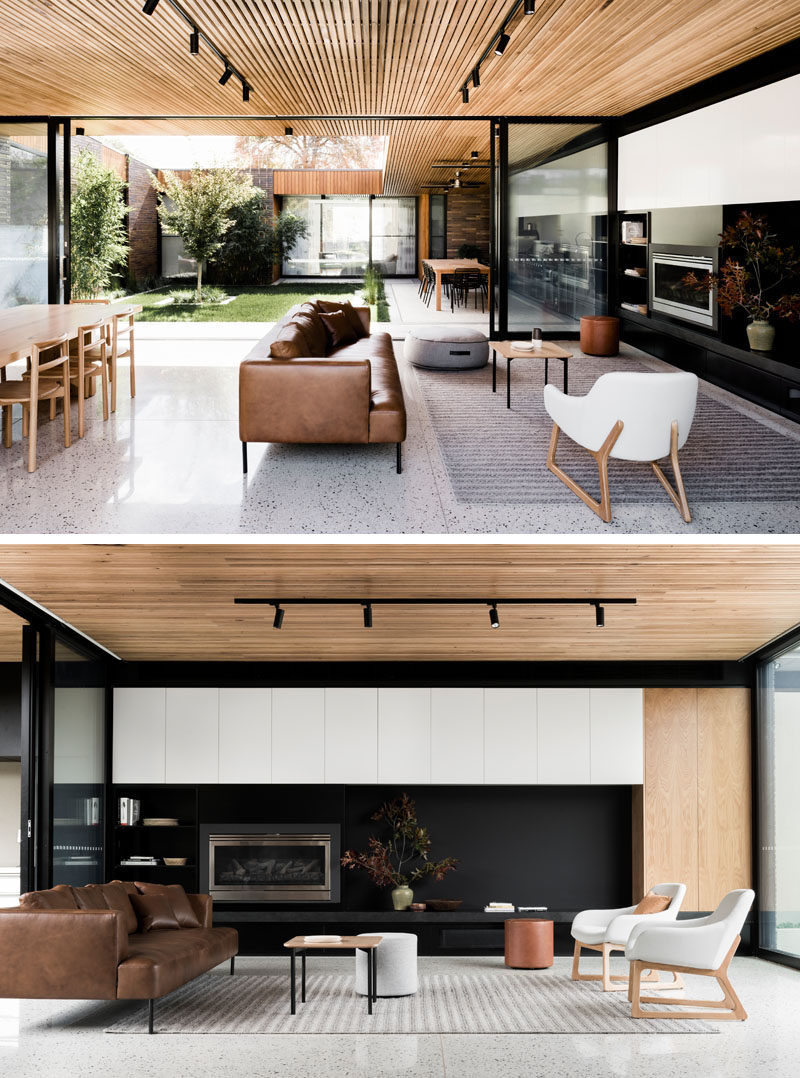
[
  {"left": 446, "top": 186, "right": 490, "bottom": 261},
  {"left": 636, "top": 688, "right": 752, "bottom": 911}
]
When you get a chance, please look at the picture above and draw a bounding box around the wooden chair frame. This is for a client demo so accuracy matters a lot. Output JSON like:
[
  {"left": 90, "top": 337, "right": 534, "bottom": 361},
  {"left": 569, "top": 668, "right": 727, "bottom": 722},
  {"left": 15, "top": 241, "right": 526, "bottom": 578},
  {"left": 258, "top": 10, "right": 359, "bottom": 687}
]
[
  {"left": 110, "top": 308, "right": 136, "bottom": 411},
  {"left": 546, "top": 418, "right": 691, "bottom": 524},
  {"left": 0, "top": 334, "right": 71, "bottom": 472},
  {"left": 628, "top": 936, "right": 746, "bottom": 1021},
  {"left": 571, "top": 939, "right": 683, "bottom": 993}
]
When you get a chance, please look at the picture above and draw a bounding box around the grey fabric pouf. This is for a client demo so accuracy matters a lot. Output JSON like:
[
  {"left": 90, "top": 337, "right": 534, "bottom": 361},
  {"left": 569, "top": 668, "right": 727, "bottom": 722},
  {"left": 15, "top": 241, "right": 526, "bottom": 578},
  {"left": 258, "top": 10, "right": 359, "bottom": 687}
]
[
  {"left": 355, "top": 932, "right": 418, "bottom": 997},
  {"left": 405, "top": 326, "right": 489, "bottom": 370}
]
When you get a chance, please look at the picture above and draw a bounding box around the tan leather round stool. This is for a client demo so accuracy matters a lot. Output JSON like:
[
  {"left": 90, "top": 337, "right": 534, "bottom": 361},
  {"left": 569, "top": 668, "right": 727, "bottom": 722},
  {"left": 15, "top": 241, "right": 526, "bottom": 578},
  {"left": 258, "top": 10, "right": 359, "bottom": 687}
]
[
  {"left": 504, "top": 918, "right": 554, "bottom": 969},
  {"left": 580, "top": 315, "right": 620, "bottom": 356}
]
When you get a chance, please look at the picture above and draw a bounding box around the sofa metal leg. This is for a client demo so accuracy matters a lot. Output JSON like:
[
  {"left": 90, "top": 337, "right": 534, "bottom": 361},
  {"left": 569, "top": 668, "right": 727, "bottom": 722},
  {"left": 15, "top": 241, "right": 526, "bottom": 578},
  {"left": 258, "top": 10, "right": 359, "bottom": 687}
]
[
  {"left": 396, "top": 442, "right": 402, "bottom": 474},
  {"left": 148, "top": 998, "right": 154, "bottom": 1034},
  {"left": 231, "top": 956, "right": 235, "bottom": 975},
  {"left": 242, "top": 441, "right": 248, "bottom": 474}
]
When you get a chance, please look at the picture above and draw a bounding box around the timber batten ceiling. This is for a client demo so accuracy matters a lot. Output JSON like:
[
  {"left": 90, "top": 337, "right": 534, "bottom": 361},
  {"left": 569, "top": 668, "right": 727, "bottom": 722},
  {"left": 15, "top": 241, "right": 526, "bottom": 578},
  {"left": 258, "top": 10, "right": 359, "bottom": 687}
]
[
  {"left": 1, "top": 544, "right": 800, "bottom": 663},
  {"left": 3, "top": 1, "right": 800, "bottom": 193}
]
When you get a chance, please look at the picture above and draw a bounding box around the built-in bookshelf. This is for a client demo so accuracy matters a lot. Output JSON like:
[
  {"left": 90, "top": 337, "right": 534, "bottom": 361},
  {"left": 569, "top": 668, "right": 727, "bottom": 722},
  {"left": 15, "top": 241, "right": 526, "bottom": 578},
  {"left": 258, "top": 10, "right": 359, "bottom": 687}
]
[
  {"left": 618, "top": 211, "right": 650, "bottom": 316},
  {"left": 111, "top": 784, "right": 199, "bottom": 890}
]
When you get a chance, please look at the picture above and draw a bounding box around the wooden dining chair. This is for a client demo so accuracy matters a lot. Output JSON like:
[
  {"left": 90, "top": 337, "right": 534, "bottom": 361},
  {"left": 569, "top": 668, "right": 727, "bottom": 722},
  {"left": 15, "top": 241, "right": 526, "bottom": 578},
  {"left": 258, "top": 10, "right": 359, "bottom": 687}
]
[
  {"left": 109, "top": 307, "right": 136, "bottom": 410},
  {"left": 27, "top": 318, "right": 109, "bottom": 437},
  {"left": 0, "top": 333, "right": 71, "bottom": 472}
]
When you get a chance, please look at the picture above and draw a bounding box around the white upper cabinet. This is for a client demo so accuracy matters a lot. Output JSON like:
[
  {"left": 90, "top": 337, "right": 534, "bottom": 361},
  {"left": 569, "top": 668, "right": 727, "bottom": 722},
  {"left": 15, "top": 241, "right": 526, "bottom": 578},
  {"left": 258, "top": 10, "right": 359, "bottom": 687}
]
[
  {"left": 219, "top": 688, "right": 271, "bottom": 784},
  {"left": 113, "top": 687, "right": 166, "bottom": 784},
  {"left": 272, "top": 687, "right": 325, "bottom": 784},
  {"left": 165, "top": 688, "right": 219, "bottom": 784},
  {"left": 325, "top": 687, "right": 378, "bottom": 784},
  {"left": 537, "top": 688, "right": 591, "bottom": 784},
  {"left": 590, "top": 688, "right": 643, "bottom": 784},
  {"left": 484, "top": 688, "right": 537, "bottom": 784},
  {"left": 378, "top": 688, "right": 431, "bottom": 784},
  {"left": 430, "top": 688, "right": 484, "bottom": 784}
]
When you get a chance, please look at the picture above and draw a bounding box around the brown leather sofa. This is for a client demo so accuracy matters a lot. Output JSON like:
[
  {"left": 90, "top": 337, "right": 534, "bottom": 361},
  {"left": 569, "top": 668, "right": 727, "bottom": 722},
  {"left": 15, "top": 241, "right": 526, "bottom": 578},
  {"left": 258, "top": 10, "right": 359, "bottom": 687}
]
[
  {"left": 239, "top": 298, "right": 407, "bottom": 473},
  {"left": 0, "top": 882, "right": 238, "bottom": 1033}
]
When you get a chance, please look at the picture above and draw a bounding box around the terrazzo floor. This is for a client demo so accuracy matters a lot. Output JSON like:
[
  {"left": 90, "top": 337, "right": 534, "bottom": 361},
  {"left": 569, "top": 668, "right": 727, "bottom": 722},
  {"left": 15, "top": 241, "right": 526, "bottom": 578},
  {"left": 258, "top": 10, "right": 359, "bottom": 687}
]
[
  {"left": 2, "top": 955, "right": 799, "bottom": 1078},
  {"left": 1, "top": 285, "right": 799, "bottom": 533}
]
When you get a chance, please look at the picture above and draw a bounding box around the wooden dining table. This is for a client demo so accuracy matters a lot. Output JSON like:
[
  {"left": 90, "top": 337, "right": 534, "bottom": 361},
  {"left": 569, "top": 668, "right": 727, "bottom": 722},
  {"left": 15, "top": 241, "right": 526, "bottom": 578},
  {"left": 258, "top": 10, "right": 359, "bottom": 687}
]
[
  {"left": 0, "top": 302, "right": 142, "bottom": 369},
  {"left": 424, "top": 259, "right": 490, "bottom": 312}
]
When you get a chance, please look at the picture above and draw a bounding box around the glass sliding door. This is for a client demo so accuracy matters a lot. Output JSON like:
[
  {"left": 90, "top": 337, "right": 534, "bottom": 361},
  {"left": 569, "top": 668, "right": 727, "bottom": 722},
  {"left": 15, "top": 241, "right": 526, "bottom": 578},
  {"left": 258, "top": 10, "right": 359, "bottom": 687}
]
[
  {"left": 372, "top": 197, "right": 416, "bottom": 274},
  {"left": 429, "top": 195, "right": 446, "bottom": 259},
  {"left": 758, "top": 640, "right": 800, "bottom": 962},
  {"left": 0, "top": 122, "right": 49, "bottom": 308},
  {"left": 505, "top": 123, "right": 608, "bottom": 333}
]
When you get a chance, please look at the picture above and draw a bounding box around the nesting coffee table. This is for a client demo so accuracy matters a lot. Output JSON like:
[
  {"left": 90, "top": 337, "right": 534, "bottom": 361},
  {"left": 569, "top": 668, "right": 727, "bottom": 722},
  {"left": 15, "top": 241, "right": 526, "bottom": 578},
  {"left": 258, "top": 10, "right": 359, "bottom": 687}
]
[
  {"left": 491, "top": 340, "right": 573, "bottom": 407},
  {"left": 284, "top": 935, "right": 382, "bottom": 1015}
]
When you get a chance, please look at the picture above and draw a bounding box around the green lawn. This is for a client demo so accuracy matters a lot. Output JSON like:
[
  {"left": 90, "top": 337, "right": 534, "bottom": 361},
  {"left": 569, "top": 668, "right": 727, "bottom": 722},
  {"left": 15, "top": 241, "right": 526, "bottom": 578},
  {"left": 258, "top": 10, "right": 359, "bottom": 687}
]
[{"left": 127, "top": 283, "right": 391, "bottom": 323}]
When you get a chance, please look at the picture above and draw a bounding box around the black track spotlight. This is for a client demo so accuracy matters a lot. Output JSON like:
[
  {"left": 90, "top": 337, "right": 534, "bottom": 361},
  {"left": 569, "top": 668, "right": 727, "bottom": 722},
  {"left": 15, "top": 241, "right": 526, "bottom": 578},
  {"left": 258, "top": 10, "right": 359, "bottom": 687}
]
[
  {"left": 524, "top": 0, "right": 536, "bottom": 14},
  {"left": 284, "top": 126, "right": 293, "bottom": 136},
  {"left": 461, "top": 85, "right": 469, "bottom": 104},
  {"left": 363, "top": 603, "right": 373, "bottom": 628},
  {"left": 489, "top": 604, "right": 500, "bottom": 629},
  {"left": 219, "top": 65, "right": 233, "bottom": 85},
  {"left": 142, "top": 0, "right": 160, "bottom": 14},
  {"left": 272, "top": 604, "right": 284, "bottom": 630},
  {"left": 76, "top": 127, "right": 85, "bottom": 136},
  {"left": 242, "top": 83, "right": 250, "bottom": 102},
  {"left": 472, "top": 67, "right": 480, "bottom": 88},
  {"left": 189, "top": 30, "right": 199, "bottom": 54},
  {"left": 495, "top": 31, "right": 510, "bottom": 56},
  {"left": 594, "top": 603, "right": 605, "bottom": 628},
  {"left": 471, "top": 150, "right": 479, "bottom": 159}
]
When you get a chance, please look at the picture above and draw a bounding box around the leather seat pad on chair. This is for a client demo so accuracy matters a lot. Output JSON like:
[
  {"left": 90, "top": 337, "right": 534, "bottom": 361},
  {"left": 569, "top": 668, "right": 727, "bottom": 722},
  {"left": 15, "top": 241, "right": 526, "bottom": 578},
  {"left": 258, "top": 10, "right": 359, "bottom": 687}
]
[{"left": 117, "top": 927, "right": 238, "bottom": 999}]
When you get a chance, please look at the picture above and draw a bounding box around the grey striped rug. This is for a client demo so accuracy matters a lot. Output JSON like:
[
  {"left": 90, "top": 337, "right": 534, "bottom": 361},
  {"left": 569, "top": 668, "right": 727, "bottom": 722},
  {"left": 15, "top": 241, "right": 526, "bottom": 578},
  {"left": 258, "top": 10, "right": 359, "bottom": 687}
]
[
  {"left": 106, "top": 972, "right": 717, "bottom": 1034},
  {"left": 411, "top": 346, "right": 800, "bottom": 505}
]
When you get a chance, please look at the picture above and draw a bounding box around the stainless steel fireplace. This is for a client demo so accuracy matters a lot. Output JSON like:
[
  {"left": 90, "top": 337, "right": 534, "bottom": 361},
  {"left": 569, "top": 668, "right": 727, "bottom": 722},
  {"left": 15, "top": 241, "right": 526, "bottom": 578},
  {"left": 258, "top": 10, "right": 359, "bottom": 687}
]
[
  {"left": 202, "top": 824, "right": 340, "bottom": 902},
  {"left": 650, "top": 245, "right": 718, "bottom": 329}
]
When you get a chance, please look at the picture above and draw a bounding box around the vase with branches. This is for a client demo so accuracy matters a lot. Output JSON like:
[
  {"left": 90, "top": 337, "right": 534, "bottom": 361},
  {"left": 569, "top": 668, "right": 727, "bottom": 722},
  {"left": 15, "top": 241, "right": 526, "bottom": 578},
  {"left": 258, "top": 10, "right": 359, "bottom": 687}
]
[
  {"left": 341, "top": 793, "right": 458, "bottom": 910},
  {"left": 683, "top": 211, "right": 800, "bottom": 353}
]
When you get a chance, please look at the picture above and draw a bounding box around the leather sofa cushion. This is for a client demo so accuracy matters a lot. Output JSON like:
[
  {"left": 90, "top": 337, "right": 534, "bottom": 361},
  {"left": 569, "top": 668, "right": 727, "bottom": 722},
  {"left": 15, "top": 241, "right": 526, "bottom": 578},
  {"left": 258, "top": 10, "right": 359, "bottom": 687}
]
[
  {"left": 333, "top": 333, "right": 406, "bottom": 443},
  {"left": 269, "top": 321, "right": 310, "bottom": 358},
  {"left": 117, "top": 926, "right": 239, "bottom": 1000},
  {"left": 19, "top": 885, "right": 77, "bottom": 910},
  {"left": 633, "top": 892, "right": 671, "bottom": 915},
  {"left": 314, "top": 299, "right": 367, "bottom": 339},
  {"left": 135, "top": 882, "right": 201, "bottom": 928},
  {"left": 293, "top": 311, "right": 327, "bottom": 356},
  {"left": 131, "top": 893, "right": 181, "bottom": 933},
  {"left": 101, "top": 881, "right": 139, "bottom": 934},
  {"left": 73, "top": 884, "right": 108, "bottom": 911},
  {"left": 319, "top": 310, "right": 358, "bottom": 351},
  {"left": 111, "top": 879, "right": 138, "bottom": 895}
]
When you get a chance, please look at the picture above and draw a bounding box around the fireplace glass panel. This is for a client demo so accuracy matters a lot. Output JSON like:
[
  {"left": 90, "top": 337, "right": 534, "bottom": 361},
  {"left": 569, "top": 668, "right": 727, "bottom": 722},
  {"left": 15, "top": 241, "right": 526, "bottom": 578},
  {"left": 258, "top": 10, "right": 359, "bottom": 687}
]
[
  {"left": 214, "top": 843, "right": 326, "bottom": 887},
  {"left": 653, "top": 263, "right": 710, "bottom": 312}
]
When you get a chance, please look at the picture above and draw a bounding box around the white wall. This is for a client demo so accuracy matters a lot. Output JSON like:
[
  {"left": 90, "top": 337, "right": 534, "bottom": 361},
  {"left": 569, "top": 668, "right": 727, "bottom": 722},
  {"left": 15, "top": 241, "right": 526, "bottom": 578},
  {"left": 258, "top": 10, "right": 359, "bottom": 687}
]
[
  {"left": 618, "top": 73, "right": 800, "bottom": 209},
  {"left": 113, "top": 685, "right": 643, "bottom": 786},
  {"left": 53, "top": 687, "right": 105, "bottom": 784}
]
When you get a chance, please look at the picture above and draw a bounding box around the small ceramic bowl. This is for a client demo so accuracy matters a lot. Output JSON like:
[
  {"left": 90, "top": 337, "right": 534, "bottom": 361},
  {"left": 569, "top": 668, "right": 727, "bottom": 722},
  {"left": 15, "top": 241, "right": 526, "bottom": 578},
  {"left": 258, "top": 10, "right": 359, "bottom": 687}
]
[
  {"left": 409, "top": 902, "right": 426, "bottom": 912},
  {"left": 163, "top": 857, "right": 188, "bottom": 866}
]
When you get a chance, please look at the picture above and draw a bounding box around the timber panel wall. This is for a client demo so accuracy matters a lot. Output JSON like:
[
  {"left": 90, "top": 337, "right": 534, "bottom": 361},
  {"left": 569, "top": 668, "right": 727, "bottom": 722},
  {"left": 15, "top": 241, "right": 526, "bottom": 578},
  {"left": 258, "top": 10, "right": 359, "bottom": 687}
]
[
  {"left": 273, "top": 170, "right": 383, "bottom": 196},
  {"left": 637, "top": 687, "right": 751, "bottom": 911},
  {"left": 446, "top": 187, "right": 490, "bottom": 261}
]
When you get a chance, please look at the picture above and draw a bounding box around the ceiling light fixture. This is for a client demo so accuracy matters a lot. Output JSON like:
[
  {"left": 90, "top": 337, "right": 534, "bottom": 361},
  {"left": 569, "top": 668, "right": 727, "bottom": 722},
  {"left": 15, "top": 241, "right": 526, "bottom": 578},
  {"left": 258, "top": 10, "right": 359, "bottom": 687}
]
[
  {"left": 489, "top": 604, "right": 500, "bottom": 629},
  {"left": 461, "top": 86, "right": 469, "bottom": 104},
  {"left": 460, "top": 0, "right": 538, "bottom": 102},
  {"left": 189, "top": 29, "right": 199, "bottom": 53},
  {"left": 242, "top": 83, "right": 250, "bottom": 102},
  {"left": 594, "top": 603, "right": 605, "bottom": 628},
  {"left": 363, "top": 603, "right": 373, "bottom": 628},
  {"left": 472, "top": 67, "right": 480, "bottom": 88},
  {"left": 285, "top": 126, "right": 293, "bottom": 136},
  {"left": 272, "top": 604, "right": 284, "bottom": 630},
  {"left": 524, "top": 0, "right": 535, "bottom": 14},
  {"left": 471, "top": 150, "right": 479, "bottom": 159},
  {"left": 495, "top": 31, "right": 510, "bottom": 55},
  {"left": 142, "top": 0, "right": 160, "bottom": 13},
  {"left": 219, "top": 65, "right": 233, "bottom": 85}
]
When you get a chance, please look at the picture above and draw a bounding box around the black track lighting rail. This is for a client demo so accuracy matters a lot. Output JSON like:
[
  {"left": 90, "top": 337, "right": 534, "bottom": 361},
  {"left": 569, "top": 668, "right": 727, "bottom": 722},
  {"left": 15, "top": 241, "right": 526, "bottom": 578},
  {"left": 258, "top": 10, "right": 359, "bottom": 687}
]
[
  {"left": 459, "top": 0, "right": 536, "bottom": 103},
  {"left": 141, "top": 0, "right": 252, "bottom": 102},
  {"left": 234, "top": 596, "right": 636, "bottom": 630}
]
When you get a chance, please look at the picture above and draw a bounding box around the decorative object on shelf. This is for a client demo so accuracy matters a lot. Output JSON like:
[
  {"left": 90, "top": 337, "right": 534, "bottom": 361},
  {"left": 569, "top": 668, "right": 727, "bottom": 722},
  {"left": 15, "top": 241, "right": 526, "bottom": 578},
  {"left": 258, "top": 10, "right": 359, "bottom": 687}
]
[
  {"left": 118, "top": 797, "right": 141, "bottom": 826},
  {"left": 621, "top": 219, "right": 645, "bottom": 245},
  {"left": 425, "top": 899, "right": 463, "bottom": 911},
  {"left": 409, "top": 902, "right": 426, "bottom": 912},
  {"left": 143, "top": 817, "right": 180, "bottom": 827},
  {"left": 683, "top": 211, "right": 800, "bottom": 354},
  {"left": 532, "top": 327, "right": 543, "bottom": 350},
  {"left": 341, "top": 792, "right": 458, "bottom": 911},
  {"left": 163, "top": 857, "right": 188, "bottom": 866}
]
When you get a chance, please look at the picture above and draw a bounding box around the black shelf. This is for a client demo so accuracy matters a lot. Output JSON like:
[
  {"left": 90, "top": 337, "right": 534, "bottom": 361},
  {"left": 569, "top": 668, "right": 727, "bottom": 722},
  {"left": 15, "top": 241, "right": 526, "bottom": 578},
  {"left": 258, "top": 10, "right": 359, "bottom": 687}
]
[{"left": 111, "top": 784, "right": 200, "bottom": 891}]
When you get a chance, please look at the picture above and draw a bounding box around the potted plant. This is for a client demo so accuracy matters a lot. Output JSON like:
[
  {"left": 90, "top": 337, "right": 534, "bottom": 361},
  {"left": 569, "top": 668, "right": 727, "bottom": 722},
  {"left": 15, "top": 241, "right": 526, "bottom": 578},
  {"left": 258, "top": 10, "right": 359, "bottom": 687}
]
[
  {"left": 684, "top": 211, "right": 800, "bottom": 353},
  {"left": 341, "top": 793, "right": 458, "bottom": 910}
]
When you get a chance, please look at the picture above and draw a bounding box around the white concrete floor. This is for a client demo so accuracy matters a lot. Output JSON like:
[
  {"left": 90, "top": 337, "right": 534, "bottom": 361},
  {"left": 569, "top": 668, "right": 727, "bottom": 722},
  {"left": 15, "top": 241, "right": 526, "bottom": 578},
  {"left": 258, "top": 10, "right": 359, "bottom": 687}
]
[{"left": 2, "top": 954, "right": 799, "bottom": 1078}]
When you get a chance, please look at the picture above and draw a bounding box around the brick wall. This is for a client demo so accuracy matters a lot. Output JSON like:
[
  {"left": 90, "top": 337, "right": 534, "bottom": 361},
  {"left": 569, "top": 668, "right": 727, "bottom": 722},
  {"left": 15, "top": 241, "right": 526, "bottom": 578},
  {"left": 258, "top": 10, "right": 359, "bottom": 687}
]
[
  {"left": 127, "top": 156, "right": 159, "bottom": 283},
  {"left": 446, "top": 187, "right": 490, "bottom": 261}
]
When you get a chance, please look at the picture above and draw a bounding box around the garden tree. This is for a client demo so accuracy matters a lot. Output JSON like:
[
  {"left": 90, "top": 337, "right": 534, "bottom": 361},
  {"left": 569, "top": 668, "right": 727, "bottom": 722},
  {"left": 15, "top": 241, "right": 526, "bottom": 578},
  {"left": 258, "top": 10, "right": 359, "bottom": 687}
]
[
  {"left": 70, "top": 149, "right": 129, "bottom": 298},
  {"left": 234, "top": 134, "right": 385, "bottom": 170},
  {"left": 210, "top": 189, "right": 308, "bottom": 288},
  {"left": 154, "top": 166, "right": 253, "bottom": 300}
]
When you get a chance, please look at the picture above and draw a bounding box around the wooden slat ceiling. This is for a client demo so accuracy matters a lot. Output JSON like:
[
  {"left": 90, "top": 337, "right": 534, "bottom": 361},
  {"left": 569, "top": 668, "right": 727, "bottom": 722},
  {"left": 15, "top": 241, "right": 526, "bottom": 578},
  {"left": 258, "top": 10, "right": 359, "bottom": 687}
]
[
  {"left": 0, "top": 544, "right": 799, "bottom": 664},
  {"left": 3, "top": 1, "right": 800, "bottom": 194}
]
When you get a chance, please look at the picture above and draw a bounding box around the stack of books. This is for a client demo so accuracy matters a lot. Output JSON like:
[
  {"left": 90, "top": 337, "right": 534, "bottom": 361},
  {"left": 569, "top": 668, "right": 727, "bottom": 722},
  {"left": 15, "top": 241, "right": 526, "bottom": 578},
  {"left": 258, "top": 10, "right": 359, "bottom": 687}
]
[
  {"left": 484, "top": 901, "right": 515, "bottom": 913},
  {"left": 119, "top": 854, "right": 158, "bottom": 868},
  {"left": 118, "top": 797, "right": 141, "bottom": 826}
]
